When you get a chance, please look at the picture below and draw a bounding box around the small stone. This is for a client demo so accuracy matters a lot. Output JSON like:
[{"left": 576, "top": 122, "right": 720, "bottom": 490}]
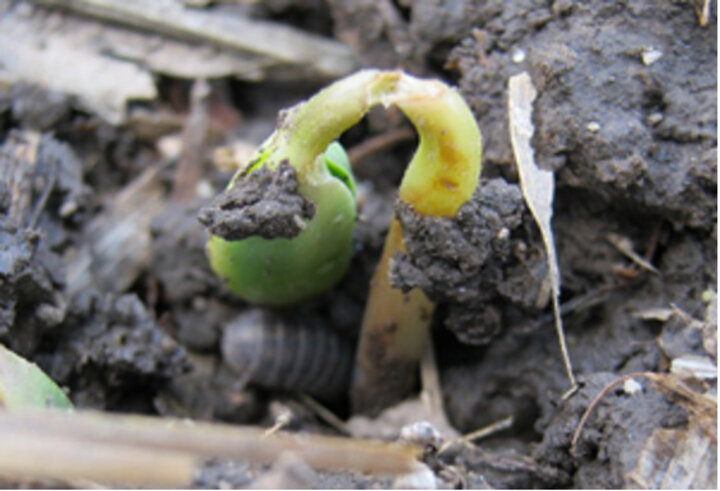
[
  {"left": 511, "top": 48, "right": 526, "bottom": 63},
  {"left": 623, "top": 378, "right": 643, "bottom": 395},
  {"left": 586, "top": 121, "right": 601, "bottom": 132},
  {"left": 195, "top": 179, "right": 215, "bottom": 199},
  {"left": 59, "top": 200, "right": 78, "bottom": 218},
  {"left": 671, "top": 355, "right": 717, "bottom": 380},
  {"left": 641, "top": 48, "right": 663, "bottom": 66},
  {"left": 157, "top": 134, "right": 182, "bottom": 160},
  {"left": 496, "top": 227, "right": 510, "bottom": 240},
  {"left": 645, "top": 112, "right": 663, "bottom": 126}
]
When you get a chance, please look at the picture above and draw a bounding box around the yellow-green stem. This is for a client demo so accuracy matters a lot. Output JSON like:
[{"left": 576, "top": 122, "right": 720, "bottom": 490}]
[{"left": 349, "top": 73, "right": 482, "bottom": 414}]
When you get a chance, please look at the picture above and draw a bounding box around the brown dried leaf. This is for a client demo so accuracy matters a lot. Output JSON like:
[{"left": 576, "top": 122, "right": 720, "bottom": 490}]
[{"left": 647, "top": 373, "right": 717, "bottom": 443}]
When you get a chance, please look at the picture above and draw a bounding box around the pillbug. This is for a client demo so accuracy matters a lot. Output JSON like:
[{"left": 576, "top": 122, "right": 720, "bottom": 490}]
[{"left": 221, "top": 309, "right": 353, "bottom": 400}]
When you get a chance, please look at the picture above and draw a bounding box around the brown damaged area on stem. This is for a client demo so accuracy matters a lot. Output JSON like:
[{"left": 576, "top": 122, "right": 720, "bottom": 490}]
[
  {"left": 395, "top": 82, "right": 481, "bottom": 218},
  {"left": 402, "top": 142, "right": 463, "bottom": 204},
  {"left": 352, "top": 219, "right": 435, "bottom": 415}
]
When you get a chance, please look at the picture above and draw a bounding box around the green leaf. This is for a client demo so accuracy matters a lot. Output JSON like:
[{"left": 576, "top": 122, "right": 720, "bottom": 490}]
[
  {"left": 0, "top": 344, "right": 73, "bottom": 410},
  {"left": 324, "top": 141, "right": 356, "bottom": 198}
]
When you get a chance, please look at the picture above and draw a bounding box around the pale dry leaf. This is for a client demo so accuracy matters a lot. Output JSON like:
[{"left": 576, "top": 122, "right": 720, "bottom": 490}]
[
  {"left": 508, "top": 72, "right": 575, "bottom": 389},
  {"left": 65, "top": 166, "right": 166, "bottom": 294},
  {"left": 670, "top": 355, "right": 717, "bottom": 380},
  {"left": 34, "top": 0, "right": 356, "bottom": 78},
  {"left": 627, "top": 421, "right": 717, "bottom": 489},
  {"left": 0, "top": 13, "right": 156, "bottom": 124}
]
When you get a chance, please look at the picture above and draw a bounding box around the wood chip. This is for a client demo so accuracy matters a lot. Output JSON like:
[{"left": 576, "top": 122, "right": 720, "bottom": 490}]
[{"left": 628, "top": 422, "right": 717, "bottom": 489}]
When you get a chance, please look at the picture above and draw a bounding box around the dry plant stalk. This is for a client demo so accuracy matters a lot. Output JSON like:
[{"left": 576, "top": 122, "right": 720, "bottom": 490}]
[
  {"left": 0, "top": 409, "right": 419, "bottom": 487},
  {"left": 33, "top": 0, "right": 355, "bottom": 78}
]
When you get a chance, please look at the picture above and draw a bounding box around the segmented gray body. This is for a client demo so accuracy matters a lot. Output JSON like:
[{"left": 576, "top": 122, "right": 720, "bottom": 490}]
[{"left": 221, "top": 309, "right": 353, "bottom": 400}]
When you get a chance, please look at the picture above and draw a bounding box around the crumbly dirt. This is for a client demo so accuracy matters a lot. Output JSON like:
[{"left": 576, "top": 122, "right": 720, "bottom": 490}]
[
  {"left": 37, "top": 292, "right": 188, "bottom": 410},
  {"left": 392, "top": 177, "right": 543, "bottom": 344},
  {"left": 0, "top": 0, "right": 715, "bottom": 488},
  {"left": 449, "top": 0, "right": 716, "bottom": 229}
]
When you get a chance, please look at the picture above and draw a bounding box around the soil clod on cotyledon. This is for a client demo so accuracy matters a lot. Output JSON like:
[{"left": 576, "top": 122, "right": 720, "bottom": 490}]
[{"left": 197, "top": 161, "right": 315, "bottom": 241}]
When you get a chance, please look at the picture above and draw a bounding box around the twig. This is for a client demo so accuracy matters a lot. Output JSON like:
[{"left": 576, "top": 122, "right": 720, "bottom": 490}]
[
  {"left": 570, "top": 372, "right": 650, "bottom": 454},
  {"left": 606, "top": 233, "right": 659, "bottom": 274},
  {"left": 508, "top": 72, "right": 577, "bottom": 394},
  {"left": 460, "top": 416, "right": 514, "bottom": 444},
  {"left": 262, "top": 409, "right": 292, "bottom": 439},
  {"left": 642, "top": 221, "right": 663, "bottom": 264},
  {"left": 571, "top": 371, "right": 718, "bottom": 455},
  {"left": 0, "top": 428, "right": 196, "bottom": 487},
  {"left": 419, "top": 337, "right": 458, "bottom": 438},
  {"left": 299, "top": 394, "right": 352, "bottom": 437},
  {"left": 437, "top": 416, "right": 514, "bottom": 455},
  {"left": 693, "top": 0, "right": 710, "bottom": 26}
]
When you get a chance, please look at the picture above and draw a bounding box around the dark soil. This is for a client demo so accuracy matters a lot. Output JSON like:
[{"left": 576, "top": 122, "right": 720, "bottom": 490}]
[{"left": 0, "top": 0, "right": 715, "bottom": 488}]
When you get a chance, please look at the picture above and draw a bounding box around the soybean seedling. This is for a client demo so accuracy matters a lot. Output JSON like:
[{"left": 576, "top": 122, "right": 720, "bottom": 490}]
[{"left": 203, "top": 71, "right": 482, "bottom": 411}]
